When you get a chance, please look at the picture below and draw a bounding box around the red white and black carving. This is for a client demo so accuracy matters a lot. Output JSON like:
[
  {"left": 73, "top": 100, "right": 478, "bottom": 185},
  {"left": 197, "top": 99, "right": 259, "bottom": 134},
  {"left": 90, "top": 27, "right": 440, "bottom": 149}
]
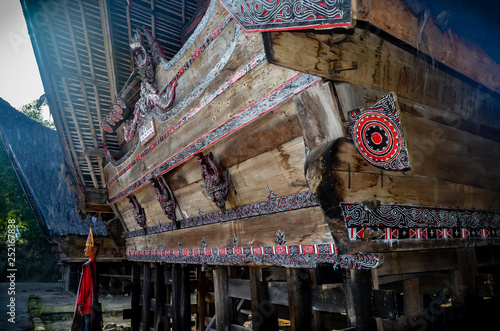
[
  {"left": 102, "top": 98, "right": 128, "bottom": 133},
  {"left": 220, "top": 0, "right": 352, "bottom": 32},
  {"left": 342, "top": 202, "right": 500, "bottom": 241},
  {"left": 196, "top": 152, "right": 236, "bottom": 211},
  {"left": 126, "top": 243, "right": 383, "bottom": 269},
  {"left": 127, "top": 194, "right": 147, "bottom": 230},
  {"left": 126, "top": 191, "right": 318, "bottom": 238},
  {"left": 275, "top": 230, "right": 286, "bottom": 246},
  {"left": 143, "top": 27, "right": 167, "bottom": 68},
  {"left": 181, "top": 0, "right": 211, "bottom": 43},
  {"left": 346, "top": 93, "right": 410, "bottom": 170},
  {"left": 130, "top": 29, "right": 157, "bottom": 89},
  {"left": 122, "top": 29, "right": 176, "bottom": 142},
  {"left": 122, "top": 84, "right": 176, "bottom": 142},
  {"left": 150, "top": 177, "right": 179, "bottom": 229}
]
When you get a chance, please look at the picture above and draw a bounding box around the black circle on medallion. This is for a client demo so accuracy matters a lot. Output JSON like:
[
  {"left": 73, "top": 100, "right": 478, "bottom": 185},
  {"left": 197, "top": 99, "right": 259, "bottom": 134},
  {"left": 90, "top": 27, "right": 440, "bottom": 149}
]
[{"left": 365, "top": 125, "right": 389, "bottom": 152}]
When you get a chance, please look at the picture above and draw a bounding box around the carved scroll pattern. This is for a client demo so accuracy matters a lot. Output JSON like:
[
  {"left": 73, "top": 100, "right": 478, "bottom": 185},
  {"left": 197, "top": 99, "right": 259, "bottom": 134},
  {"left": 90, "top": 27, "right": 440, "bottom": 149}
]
[{"left": 220, "top": 0, "right": 352, "bottom": 32}]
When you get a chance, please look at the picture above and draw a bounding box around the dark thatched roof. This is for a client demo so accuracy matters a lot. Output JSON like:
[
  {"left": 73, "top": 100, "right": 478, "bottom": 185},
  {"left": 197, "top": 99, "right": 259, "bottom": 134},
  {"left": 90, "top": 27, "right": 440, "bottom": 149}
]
[
  {"left": 20, "top": 0, "right": 199, "bottom": 216},
  {"left": 0, "top": 98, "right": 107, "bottom": 238}
]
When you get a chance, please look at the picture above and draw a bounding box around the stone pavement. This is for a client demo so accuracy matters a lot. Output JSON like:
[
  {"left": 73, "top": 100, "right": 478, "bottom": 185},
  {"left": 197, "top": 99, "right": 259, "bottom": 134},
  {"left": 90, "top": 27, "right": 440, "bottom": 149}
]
[{"left": 0, "top": 283, "right": 131, "bottom": 331}]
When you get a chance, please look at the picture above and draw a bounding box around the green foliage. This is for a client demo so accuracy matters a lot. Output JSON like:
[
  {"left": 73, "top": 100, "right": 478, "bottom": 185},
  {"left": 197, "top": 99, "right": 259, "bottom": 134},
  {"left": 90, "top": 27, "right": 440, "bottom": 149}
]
[
  {"left": 18, "top": 99, "right": 55, "bottom": 130},
  {"left": 0, "top": 134, "right": 59, "bottom": 281}
]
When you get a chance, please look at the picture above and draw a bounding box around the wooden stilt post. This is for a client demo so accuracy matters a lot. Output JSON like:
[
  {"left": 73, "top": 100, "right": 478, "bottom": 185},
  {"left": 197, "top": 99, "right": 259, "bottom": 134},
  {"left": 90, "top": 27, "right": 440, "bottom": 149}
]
[
  {"left": 310, "top": 269, "right": 324, "bottom": 331},
  {"left": 131, "top": 263, "right": 141, "bottom": 331},
  {"left": 343, "top": 269, "right": 377, "bottom": 331},
  {"left": 172, "top": 264, "right": 190, "bottom": 331},
  {"left": 143, "top": 263, "right": 152, "bottom": 331},
  {"left": 451, "top": 247, "right": 477, "bottom": 312},
  {"left": 164, "top": 264, "right": 172, "bottom": 331},
  {"left": 214, "top": 266, "right": 232, "bottom": 331},
  {"left": 404, "top": 278, "right": 422, "bottom": 316},
  {"left": 197, "top": 266, "right": 206, "bottom": 331},
  {"left": 286, "top": 268, "right": 312, "bottom": 331},
  {"left": 249, "top": 266, "right": 278, "bottom": 331},
  {"left": 154, "top": 264, "right": 166, "bottom": 331}
]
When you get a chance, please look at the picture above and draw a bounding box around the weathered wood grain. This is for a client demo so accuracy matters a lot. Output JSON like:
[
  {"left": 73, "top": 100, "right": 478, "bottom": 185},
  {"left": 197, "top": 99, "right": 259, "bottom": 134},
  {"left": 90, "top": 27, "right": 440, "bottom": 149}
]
[
  {"left": 106, "top": 62, "right": 301, "bottom": 197},
  {"left": 125, "top": 206, "right": 332, "bottom": 252},
  {"left": 356, "top": 0, "right": 500, "bottom": 94},
  {"left": 264, "top": 28, "right": 500, "bottom": 131},
  {"left": 294, "top": 80, "right": 344, "bottom": 151},
  {"left": 117, "top": 136, "right": 310, "bottom": 231},
  {"left": 328, "top": 118, "right": 500, "bottom": 192}
]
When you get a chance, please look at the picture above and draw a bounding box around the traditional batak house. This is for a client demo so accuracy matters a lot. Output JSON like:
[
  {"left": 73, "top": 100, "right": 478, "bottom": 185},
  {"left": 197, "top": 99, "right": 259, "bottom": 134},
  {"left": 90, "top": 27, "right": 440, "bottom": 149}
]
[
  {"left": 0, "top": 98, "right": 124, "bottom": 293},
  {"left": 21, "top": 0, "right": 500, "bottom": 330}
]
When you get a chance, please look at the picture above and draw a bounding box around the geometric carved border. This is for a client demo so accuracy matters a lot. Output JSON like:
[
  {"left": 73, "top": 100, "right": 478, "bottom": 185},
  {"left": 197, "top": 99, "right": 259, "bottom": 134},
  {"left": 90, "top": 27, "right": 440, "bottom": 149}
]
[
  {"left": 341, "top": 202, "right": 500, "bottom": 241},
  {"left": 126, "top": 243, "right": 383, "bottom": 269},
  {"left": 220, "top": 0, "right": 352, "bottom": 32}
]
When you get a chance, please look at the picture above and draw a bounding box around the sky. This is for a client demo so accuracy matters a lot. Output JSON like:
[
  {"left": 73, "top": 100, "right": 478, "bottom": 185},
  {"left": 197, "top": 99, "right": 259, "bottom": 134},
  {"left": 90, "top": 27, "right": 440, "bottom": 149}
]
[{"left": 0, "top": 0, "right": 50, "bottom": 119}]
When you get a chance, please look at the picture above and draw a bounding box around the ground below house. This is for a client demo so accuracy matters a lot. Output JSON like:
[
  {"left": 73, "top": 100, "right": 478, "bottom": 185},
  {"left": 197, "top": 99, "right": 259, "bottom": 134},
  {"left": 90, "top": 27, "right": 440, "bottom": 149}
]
[{"left": 0, "top": 283, "right": 131, "bottom": 331}]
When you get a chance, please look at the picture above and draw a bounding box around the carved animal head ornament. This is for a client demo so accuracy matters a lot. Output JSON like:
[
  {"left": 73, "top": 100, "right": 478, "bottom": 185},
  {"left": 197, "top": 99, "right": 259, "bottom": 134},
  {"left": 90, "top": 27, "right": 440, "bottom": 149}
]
[
  {"left": 150, "top": 176, "right": 180, "bottom": 229},
  {"left": 195, "top": 152, "right": 237, "bottom": 211}
]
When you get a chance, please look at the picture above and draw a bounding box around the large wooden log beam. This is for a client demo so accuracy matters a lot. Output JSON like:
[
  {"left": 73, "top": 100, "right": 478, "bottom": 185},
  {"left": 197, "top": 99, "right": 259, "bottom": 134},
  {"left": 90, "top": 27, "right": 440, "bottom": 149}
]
[
  {"left": 99, "top": 0, "right": 118, "bottom": 101},
  {"left": 263, "top": 27, "right": 500, "bottom": 132},
  {"left": 356, "top": 0, "right": 500, "bottom": 95}
]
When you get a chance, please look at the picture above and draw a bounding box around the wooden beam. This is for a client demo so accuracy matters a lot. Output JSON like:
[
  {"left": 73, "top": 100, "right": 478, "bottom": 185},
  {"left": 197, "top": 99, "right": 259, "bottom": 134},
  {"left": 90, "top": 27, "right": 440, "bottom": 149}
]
[
  {"left": 343, "top": 269, "right": 376, "bottom": 331},
  {"left": 286, "top": 268, "right": 312, "bottom": 331},
  {"left": 197, "top": 267, "right": 207, "bottom": 331},
  {"left": 63, "top": 0, "right": 105, "bottom": 188},
  {"left": 172, "top": 264, "right": 190, "bottom": 331},
  {"left": 154, "top": 264, "right": 167, "bottom": 331},
  {"left": 214, "top": 266, "right": 232, "bottom": 331},
  {"left": 58, "top": 0, "right": 101, "bottom": 189},
  {"left": 249, "top": 266, "right": 278, "bottom": 331},
  {"left": 143, "top": 263, "right": 152, "bottom": 331},
  {"left": 76, "top": 1, "right": 105, "bottom": 147},
  {"left": 293, "top": 80, "right": 344, "bottom": 151},
  {"left": 451, "top": 247, "right": 477, "bottom": 313},
  {"left": 84, "top": 149, "right": 106, "bottom": 158},
  {"left": 50, "top": 79, "right": 86, "bottom": 187},
  {"left": 151, "top": 0, "right": 156, "bottom": 38},
  {"left": 99, "top": 0, "right": 118, "bottom": 101},
  {"left": 356, "top": 0, "right": 500, "bottom": 95},
  {"left": 84, "top": 187, "right": 108, "bottom": 205},
  {"left": 126, "top": 4, "right": 134, "bottom": 72},
  {"left": 43, "top": 11, "right": 96, "bottom": 189},
  {"left": 264, "top": 27, "right": 500, "bottom": 133},
  {"left": 85, "top": 204, "right": 113, "bottom": 214},
  {"left": 131, "top": 263, "right": 141, "bottom": 331},
  {"left": 403, "top": 278, "right": 422, "bottom": 316}
]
